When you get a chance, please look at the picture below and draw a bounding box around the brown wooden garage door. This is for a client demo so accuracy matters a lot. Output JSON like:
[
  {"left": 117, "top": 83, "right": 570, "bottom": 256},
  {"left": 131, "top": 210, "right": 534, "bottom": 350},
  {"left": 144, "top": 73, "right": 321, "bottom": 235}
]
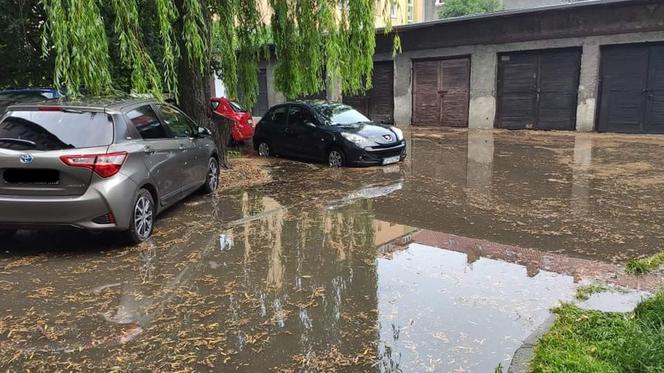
[
  {"left": 598, "top": 43, "right": 664, "bottom": 134},
  {"left": 343, "top": 62, "right": 394, "bottom": 123},
  {"left": 412, "top": 57, "right": 470, "bottom": 127},
  {"left": 496, "top": 48, "right": 581, "bottom": 130}
]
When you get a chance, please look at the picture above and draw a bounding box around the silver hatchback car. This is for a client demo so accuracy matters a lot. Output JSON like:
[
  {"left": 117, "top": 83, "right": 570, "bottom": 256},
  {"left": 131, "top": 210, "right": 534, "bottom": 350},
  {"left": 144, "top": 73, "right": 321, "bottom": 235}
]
[{"left": 0, "top": 98, "right": 220, "bottom": 244}]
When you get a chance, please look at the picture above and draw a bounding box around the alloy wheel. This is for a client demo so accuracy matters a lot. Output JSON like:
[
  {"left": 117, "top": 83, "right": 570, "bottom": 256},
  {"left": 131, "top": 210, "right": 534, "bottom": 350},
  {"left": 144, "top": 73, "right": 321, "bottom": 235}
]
[
  {"left": 208, "top": 158, "right": 219, "bottom": 191},
  {"left": 134, "top": 195, "right": 153, "bottom": 240},
  {"left": 258, "top": 142, "right": 270, "bottom": 157},
  {"left": 328, "top": 150, "right": 343, "bottom": 168}
]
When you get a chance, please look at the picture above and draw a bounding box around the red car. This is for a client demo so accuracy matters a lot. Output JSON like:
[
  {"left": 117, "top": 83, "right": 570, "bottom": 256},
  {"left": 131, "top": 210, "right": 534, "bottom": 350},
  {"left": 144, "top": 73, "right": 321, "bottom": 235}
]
[{"left": 210, "top": 97, "right": 254, "bottom": 143}]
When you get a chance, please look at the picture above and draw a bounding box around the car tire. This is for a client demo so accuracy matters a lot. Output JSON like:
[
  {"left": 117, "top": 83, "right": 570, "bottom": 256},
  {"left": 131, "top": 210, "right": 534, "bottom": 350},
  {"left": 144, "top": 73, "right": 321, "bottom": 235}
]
[
  {"left": 257, "top": 141, "right": 272, "bottom": 157},
  {"left": 201, "top": 157, "right": 220, "bottom": 194},
  {"left": 327, "top": 148, "right": 346, "bottom": 168},
  {"left": 124, "top": 188, "right": 155, "bottom": 245}
]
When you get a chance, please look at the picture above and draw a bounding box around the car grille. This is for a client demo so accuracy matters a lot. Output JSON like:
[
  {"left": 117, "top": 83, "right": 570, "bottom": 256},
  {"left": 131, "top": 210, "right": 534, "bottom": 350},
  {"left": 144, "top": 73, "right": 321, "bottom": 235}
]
[{"left": 366, "top": 146, "right": 405, "bottom": 159}]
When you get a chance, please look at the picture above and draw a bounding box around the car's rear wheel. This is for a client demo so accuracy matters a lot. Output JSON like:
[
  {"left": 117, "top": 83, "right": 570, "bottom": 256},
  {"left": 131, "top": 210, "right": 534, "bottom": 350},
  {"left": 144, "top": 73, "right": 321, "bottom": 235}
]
[
  {"left": 124, "top": 188, "right": 154, "bottom": 245},
  {"left": 201, "top": 157, "right": 220, "bottom": 194},
  {"left": 258, "top": 141, "right": 271, "bottom": 157},
  {"left": 328, "top": 148, "right": 345, "bottom": 168}
]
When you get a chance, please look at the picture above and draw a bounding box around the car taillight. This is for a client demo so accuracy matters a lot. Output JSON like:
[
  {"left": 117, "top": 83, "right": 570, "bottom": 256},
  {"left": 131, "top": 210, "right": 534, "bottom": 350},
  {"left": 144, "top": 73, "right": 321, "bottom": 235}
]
[{"left": 60, "top": 151, "right": 127, "bottom": 178}]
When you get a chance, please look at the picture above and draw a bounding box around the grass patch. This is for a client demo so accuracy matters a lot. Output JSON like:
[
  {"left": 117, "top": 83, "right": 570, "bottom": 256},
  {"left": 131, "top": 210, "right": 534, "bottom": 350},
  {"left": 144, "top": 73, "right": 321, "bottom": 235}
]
[
  {"left": 531, "top": 292, "right": 664, "bottom": 373},
  {"left": 575, "top": 282, "right": 626, "bottom": 301},
  {"left": 625, "top": 251, "right": 664, "bottom": 274}
]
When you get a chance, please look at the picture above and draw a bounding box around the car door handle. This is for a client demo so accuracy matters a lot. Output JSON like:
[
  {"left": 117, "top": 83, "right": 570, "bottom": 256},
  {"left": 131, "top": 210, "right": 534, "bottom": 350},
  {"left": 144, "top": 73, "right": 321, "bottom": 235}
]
[
  {"left": 143, "top": 145, "right": 155, "bottom": 154},
  {"left": 178, "top": 143, "right": 186, "bottom": 151}
]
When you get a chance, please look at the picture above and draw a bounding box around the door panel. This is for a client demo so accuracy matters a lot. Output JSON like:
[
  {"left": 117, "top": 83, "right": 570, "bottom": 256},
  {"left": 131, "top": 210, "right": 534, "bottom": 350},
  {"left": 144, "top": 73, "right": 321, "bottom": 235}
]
[
  {"left": 497, "top": 49, "right": 580, "bottom": 130},
  {"left": 598, "top": 45, "right": 649, "bottom": 133},
  {"left": 413, "top": 60, "right": 440, "bottom": 126},
  {"left": 497, "top": 54, "right": 538, "bottom": 129},
  {"left": 126, "top": 105, "right": 182, "bottom": 205},
  {"left": 371, "top": 62, "right": 395, "bottom": 124},
  {"left": 537, "top": 50, "right": 581, "bottom": 130},
  {"left": 440, "top": 59, "right": 470, "bottom": 127},
  {"left": 284, "top": 106, "right": 319, "bottom": 159},
  {"left": 646, "top": 45, "right": 664, "bottom": 133},
  {"left": 343, "top": 62, "right": 394, "bottom": 123}
]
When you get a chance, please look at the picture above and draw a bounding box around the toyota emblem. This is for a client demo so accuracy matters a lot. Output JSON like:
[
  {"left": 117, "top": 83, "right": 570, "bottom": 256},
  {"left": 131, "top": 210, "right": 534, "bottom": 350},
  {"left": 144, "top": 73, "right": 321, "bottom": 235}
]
[
  {"left": 19, "top": 154, "right": 34, "bottom": 164},
  {"left": 383, "top": 134, "right": 392, "bottom": 141}
]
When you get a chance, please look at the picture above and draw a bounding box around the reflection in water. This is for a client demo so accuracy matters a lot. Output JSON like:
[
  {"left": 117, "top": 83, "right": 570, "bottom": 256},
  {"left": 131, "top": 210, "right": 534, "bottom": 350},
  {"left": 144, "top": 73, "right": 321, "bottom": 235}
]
[
  {"left": 466, "top": 130, "right": 494, "bottom": 192},
  {"left": 571, "top": 137, "right": 593, "bottom": 216},
  {"left": 377, "top": 242, "right": 575, "bottom": 372},
  {"left": 3, "top": 130, "right": 664, "bottom": 371}
]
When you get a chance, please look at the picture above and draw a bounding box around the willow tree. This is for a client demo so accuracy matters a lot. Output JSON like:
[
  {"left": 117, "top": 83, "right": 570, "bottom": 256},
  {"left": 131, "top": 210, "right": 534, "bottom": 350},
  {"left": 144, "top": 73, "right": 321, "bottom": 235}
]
[{"left": 39, "top": 0, "right": 380, "bottom": 162}]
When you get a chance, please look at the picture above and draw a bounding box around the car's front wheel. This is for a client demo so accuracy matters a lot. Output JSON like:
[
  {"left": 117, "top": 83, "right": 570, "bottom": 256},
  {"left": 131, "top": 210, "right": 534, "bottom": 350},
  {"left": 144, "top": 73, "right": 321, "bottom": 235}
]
[
  {"left": 124, "top": 188, "right": 155, "bottom": 245},
  {"left": 201, "top": 157, "right": 220, "bottom": 194},
  {"left": 257, "top": 141, "right": 271, "bottom": 157},
  {"left": 328, "top": 148, "right": 346, "bottom": 168}
]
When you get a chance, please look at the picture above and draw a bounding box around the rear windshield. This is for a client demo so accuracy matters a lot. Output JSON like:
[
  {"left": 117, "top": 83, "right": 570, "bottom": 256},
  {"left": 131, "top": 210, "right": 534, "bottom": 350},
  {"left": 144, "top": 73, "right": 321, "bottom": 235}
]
[
  {"left": 0, "top": 110, "right": 113, "bottom": 151},
  {"left": 230, "top": 101, "right": 246, "bottom": 112}
]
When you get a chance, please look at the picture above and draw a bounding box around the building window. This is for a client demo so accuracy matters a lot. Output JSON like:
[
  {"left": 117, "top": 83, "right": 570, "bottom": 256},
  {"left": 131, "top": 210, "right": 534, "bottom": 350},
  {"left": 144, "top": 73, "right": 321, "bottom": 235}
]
[
  {"left": 390, "top": 2, "right": 398, "bottom": 18},
  {"left": 407, "top": 0, "right": 414, "bottom": 22}
]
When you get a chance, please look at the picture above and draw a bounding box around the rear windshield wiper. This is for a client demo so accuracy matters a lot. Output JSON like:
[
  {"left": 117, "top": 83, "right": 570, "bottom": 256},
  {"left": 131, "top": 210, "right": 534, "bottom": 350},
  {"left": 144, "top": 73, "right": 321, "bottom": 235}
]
[{"left": 0, "top": 138, "right": 37, "bottom": 146}]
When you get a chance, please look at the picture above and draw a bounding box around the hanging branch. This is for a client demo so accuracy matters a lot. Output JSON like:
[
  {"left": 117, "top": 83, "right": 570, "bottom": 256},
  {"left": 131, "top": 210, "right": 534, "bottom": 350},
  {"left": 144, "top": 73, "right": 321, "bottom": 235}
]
[
  {"left": 42, "top": 0, "right": 112, "bottom": 95},
  {"left": 154, "top": 0, "right": 180, "bottom": 97},
  {"left": 111, "top": 0, "right": 162, "bottom": 96}
]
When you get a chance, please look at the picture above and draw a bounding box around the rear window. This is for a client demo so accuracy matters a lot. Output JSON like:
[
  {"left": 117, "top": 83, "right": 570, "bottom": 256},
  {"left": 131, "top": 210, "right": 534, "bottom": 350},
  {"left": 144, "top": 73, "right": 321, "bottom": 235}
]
[
  {"left": 0, "top": 110, "right": 113, "bottom": 151},
  {"left": 230, "top": 101, "right": 246, "bottom": 112}
]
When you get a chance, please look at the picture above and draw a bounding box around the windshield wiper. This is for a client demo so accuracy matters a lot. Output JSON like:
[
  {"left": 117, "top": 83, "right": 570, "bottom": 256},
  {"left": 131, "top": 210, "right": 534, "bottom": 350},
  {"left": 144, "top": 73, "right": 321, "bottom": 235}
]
[{"left": 0, "top": 138, "right": 37, "bottom": 146}]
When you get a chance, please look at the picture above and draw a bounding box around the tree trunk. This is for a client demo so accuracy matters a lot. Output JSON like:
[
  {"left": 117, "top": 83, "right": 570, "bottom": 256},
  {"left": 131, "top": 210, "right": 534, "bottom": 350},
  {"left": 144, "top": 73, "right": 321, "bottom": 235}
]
[{"left": 174, "top": 0, "right": 231, "bottom": 168}]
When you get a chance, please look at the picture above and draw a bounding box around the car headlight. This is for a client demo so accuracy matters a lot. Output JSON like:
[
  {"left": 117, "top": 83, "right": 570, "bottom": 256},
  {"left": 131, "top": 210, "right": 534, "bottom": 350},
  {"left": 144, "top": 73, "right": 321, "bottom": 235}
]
[
  {"left": 390, "top": 126, "right": 404, "bottom": 141},
  {"left": 341, "top": 132, "right": 374, "bottom": 148}
]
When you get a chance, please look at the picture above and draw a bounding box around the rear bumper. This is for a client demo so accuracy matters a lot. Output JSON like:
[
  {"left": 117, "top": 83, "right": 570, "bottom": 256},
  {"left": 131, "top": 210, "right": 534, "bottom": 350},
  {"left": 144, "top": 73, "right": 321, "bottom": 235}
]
[
  {"left": 346, "top": 143, "right": 407, "bottom": 167},
  {"left": 231, "top": 122, "right": 255, "bottom": 142},
  {"left": 0, "top": 173, "right": 138, "bottom": 231}
]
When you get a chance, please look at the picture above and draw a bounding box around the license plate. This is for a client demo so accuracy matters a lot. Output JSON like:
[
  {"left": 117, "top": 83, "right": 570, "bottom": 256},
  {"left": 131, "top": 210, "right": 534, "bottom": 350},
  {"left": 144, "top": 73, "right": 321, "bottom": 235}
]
[{"left": 382, "top": 156, "right": 400, "bottom": 165}]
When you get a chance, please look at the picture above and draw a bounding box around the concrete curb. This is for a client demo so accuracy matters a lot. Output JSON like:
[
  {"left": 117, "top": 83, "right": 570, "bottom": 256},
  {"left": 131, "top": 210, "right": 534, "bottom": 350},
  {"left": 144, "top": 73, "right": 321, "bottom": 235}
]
[{"left": 508, "top": 315, "right": 558, "bottom": 373}]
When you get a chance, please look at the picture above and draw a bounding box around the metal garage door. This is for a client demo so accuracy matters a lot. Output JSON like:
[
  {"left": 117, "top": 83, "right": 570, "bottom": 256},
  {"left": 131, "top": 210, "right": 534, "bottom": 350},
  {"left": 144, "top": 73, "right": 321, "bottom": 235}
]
[
  {"left": 497, "top": 48, "right": 581, "bottom": 130},
  {"left": 598, "top": 43, "right": 664, "bottom": 134},
  {"left": 412, "top": 57, "right": 470, "bottom": 127},
  {"left": 343, "top": 62, "right": 394, "bottom": 123},
  {"left": 253, "top": 68, "right": 269, "bottom": 116}
]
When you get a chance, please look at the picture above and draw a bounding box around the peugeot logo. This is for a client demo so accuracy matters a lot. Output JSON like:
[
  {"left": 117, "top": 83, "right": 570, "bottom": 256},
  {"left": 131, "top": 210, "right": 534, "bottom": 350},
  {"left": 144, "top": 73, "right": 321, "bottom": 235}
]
[
  {"left": 19, "top": 154, "right": 34, "bottom": 164},
  {"left": 383, "top": 134, "right": 392, "bottom": 141}
]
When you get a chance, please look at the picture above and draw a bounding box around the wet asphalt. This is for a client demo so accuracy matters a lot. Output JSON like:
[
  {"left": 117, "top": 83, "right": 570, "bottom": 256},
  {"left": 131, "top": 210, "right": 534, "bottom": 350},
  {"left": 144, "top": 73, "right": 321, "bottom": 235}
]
[{"left": 1, "top": 129, "right": 663, "bottom": 371}]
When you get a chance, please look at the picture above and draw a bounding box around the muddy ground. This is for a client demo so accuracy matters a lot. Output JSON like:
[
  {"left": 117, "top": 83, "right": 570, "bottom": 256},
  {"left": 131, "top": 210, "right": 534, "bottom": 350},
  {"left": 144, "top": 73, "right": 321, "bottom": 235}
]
[{"left": 1, "top": 129, "right": 663, "bottom": 371}]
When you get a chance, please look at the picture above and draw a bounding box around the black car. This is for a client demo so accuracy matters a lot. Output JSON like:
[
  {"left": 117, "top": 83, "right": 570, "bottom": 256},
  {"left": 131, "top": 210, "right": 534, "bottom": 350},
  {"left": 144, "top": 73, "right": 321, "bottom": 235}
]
[{"left": 253, "top": 101, "right": 406, "bottom": 167}]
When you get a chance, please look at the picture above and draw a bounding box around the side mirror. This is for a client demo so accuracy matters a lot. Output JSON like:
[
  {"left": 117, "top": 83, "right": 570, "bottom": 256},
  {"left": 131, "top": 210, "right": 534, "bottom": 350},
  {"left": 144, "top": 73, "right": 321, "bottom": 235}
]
[{"left": 198, "top": 127, "right": 211, "bottom": 136}]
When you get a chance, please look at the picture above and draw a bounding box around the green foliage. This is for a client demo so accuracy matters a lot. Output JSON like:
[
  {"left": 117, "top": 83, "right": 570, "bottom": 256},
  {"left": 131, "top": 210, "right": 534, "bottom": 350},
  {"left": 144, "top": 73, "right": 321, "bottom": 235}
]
[
  {"left": 268, "top": 0, "right": 376, "bottom": 99},
  {"left": 181, "top": 0, "right": 206, "bottom": 73},
  {"left": 0, "top": 0, "right": 53, "bottom": 88},
  {"left": 42, "top": 0, "right": 113, "bottom": 95},
  {"left": 111, "top": 0, "right": 162, "bottom": 96},
  {"left": 438, "top": 0, "right": 502, "bottom": 18},
  {"left": 532, "top": 293, "right": 664, "bottom": 372},
  {"left": 626, "top": 251, "right": 664, "bottom": 275},
  {"left": 36, "top": 0, "right": 378, "bottom": 108},
  {"left": 154, "top": 0, "right": 181, "bottom": 96}
]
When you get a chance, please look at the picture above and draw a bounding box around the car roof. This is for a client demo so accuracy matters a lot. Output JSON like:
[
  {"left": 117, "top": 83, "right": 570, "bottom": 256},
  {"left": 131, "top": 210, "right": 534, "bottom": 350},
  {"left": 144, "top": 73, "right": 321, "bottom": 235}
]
[
  {"left": 6, "top": 96, "right": 158, "bottom": 113},
  {"left": 282, "top": 100, "right": 349, "bottom": 111}
]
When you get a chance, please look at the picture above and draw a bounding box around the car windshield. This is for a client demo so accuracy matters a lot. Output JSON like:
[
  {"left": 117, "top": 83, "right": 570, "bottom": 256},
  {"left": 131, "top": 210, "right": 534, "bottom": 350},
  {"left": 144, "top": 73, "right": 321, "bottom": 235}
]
[
  {"left": 318, "top": 105, "right": 370, "bottom": 126},
  {"left": 0, "top": 110, "right": 113, "bottom": 151},
  {"left": 230, "top": 101, "right": 246, "bottom": 112}
]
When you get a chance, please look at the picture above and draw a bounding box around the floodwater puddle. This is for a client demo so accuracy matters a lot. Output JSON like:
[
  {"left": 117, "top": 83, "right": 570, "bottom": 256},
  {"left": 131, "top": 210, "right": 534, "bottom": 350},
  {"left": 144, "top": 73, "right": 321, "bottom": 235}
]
[{"left": 1, "top": 129, "right": 664, "bottom": 370}]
